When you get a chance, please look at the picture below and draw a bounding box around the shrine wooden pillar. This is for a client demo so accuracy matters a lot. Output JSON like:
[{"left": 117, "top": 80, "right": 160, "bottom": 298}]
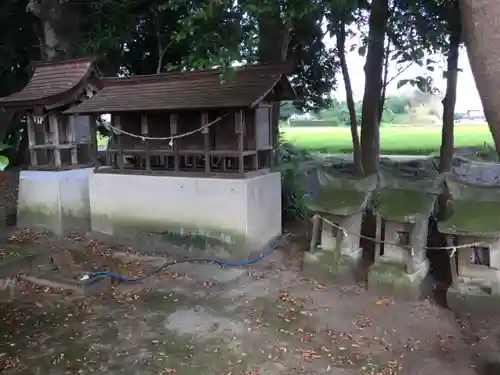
[
  {"left": 141, "top": 114, "right": 151, "bottom": 170},
  {"left": 113, "top": 115, "right": 124, "bottom": 169},
  {"left": 170, "top": 113, "right": 179, "bottom": 171},
  {"left": 49, "top": 115, "right": 62, "bottom": 168},
  {"left": 201, "top": 112, "right": 210, "bottom": 173},
  {"left": 67, "top": 116, "right": 78, "bottom": 165},
  {"left": 235, "top": 109, "right": 245, "bottom": 173},
  {"left": 27, "top": 116, "right": 37, "bottom": 166}
]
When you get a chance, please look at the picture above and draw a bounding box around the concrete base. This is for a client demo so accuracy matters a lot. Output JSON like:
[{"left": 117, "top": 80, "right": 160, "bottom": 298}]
[
  {"left": 447, "top": 285, "right": 500, "bottom": 314},
  {"left": 19, "top": 274, "right": 111, "bottom": 296},
  {"left": 17, "top": 169, "right": 93, "bottom": 235},
  {"left": 367, "top": 261, "right": 429, "bottom": 300},
  {"left": 89, "top": 172, "right": 282, "bottom": 254},
  {"left": 302, "top": 250, "right": 363, "bottom": 284}
]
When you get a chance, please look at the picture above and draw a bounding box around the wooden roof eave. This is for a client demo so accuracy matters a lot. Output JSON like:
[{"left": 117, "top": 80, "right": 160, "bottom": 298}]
[
  {"left": 0, "top": 65, "right": 102, "bottom": 111},
  {"left": 250, "top": 75, "right": 297, "bottom": 109}
]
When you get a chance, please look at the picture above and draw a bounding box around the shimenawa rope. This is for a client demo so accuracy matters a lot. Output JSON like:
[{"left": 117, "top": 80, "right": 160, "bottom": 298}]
[
  {"left": 316, "top": 215, "right": 486, "bottom": 258},
  {"left": 105, "top": 114, "right": 228, "bottom": 146}
]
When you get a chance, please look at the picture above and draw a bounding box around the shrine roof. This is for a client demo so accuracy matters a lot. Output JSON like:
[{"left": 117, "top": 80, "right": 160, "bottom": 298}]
[
  {"left": 0, "top": 57, "right": 99, "bottom": 109},
  {"left": 64, "top": 62, "right": 297, "bottom": 114}
]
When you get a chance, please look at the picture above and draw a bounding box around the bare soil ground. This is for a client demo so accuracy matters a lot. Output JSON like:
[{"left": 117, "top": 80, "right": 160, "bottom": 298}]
[{"left": 0, "top": 231, "right": 499, "bottom": 375}]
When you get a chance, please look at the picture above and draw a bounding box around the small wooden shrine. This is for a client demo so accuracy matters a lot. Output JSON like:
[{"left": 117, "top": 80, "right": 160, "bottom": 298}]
[
  {"left": 0, "top": 57, "right": 102, "bottom": 170},
  {"left": 0, "top": 57, "right": 102, "bottom": 235},
  {"left": 63, "top": 62, "right": 296, "bottom": 250},
  {"left": 66, "top": 63, "right": 296, "bottom": 176}
]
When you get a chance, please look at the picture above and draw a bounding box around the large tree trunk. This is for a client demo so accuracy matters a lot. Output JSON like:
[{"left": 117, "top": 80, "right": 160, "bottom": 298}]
[
  {"left": 336, "top": 23, "right": 363, "bottom": 175},
  {"left": 360, "top": 0, "right": 390, "bottom": 175},
  {"left": 459, "top": 0, "right": 500, "bottom": 158},
  {"left": 28, "top": 0, "right": 73, "bottom": 60},
  {"left": 439, "top": 28, "right": 461, "bottom": 173},
  {"left": 378, "top": 37, "right": 391, "bottom": 123}
]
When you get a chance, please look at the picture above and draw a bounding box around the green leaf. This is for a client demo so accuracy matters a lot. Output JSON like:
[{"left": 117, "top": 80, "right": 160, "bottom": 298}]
[
  {"left": 397, "top": 79, "right": 410, "bottom": 89},
  {"left": 0, "top": 155, "right": 10, "bottom": 171}
]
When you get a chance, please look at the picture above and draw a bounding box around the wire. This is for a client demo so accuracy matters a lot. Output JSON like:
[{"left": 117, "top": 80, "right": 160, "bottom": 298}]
[{"left": 84, "top": 233, "right": 291, "bottom": 283}]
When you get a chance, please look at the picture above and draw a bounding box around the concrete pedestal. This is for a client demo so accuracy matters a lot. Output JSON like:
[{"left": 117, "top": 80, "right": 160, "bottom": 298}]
[
  {"left": 367, "top": 260, "right": 429, "bottom": 300},
  {"left": 302, "top": 250, "right": 363, "bottom": 284},
  {"left": 303, "top": 214, "right": 364, "bottom": 283},
  {"left": 17, "top": 169, "right": 93, "bottom": 235},
  {"left": 89, "top": 172, "right": 282, "bottom": 254},
  {"left": 447, "top": 285, "right": 500, "bottom": 314}
]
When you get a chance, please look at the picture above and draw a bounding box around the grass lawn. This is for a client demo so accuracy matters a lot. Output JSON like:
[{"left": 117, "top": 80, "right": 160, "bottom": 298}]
[{"left": 281, "top": 124, "right": 494, "bottom": 155}]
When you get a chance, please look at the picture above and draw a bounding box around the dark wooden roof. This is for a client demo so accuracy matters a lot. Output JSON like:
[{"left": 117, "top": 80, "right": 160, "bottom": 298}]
[
  {"left": 0, "top": 57, "right": 99, "bottom": 109},
  {"left": 65, "top": 62, "right": 297, "bottom": 114}
]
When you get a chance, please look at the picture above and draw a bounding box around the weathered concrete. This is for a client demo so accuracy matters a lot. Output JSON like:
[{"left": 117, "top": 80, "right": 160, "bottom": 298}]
[
  {"left": 367, "top": 260, "right": 429, "bottom": 300},
  {"left": 447, "top": 286, "right": 500, "bottom": 314},
  {"left": 303, "top": 217, "right": 363, "bottom": 283},
  {"left": 89, "top": 172, "right": 282, "bottom": 253},
  {"left": 17, "top": 168, "right": 93, "bottom": 235},
  {"left": 302, "top": 249, "right": 362, "bottom": 284}
]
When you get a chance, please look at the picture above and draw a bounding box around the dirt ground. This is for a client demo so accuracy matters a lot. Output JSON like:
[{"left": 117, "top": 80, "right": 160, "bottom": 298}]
[{"left": 0, "top": 231, "right": 499, "bottom": 375}]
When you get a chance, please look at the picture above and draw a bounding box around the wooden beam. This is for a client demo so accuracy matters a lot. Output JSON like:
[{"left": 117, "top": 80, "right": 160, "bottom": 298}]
[
  {"left": 27, "top": 116, "right": 37, "bottom": 166},
  {"left": 114, "top": 115, "right": 124, "bottom": 169},
  {"left": 235, "top": 109, "right": 245, "bottom": 173},
  {"left": 141, "top": 114, "right": 151, "bottom": 170},
  {"left": 90, "top": 115, "right": 99, "bottom": 165},
  {"left": 49, "top": 115, "right": 61, "bottom": 167},
  {"left": 170, "top": 113, "right": 179, "bottom": 171},
  {"left": 67, "top": 116, "right": 78, "bottom": 165},
  {"left": 201, "top": 112, "right": 210, "bottom": 173}
]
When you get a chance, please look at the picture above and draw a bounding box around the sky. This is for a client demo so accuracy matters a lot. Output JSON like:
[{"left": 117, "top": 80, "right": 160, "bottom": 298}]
[{"left": 323, "top": 34, "right": 484, "bottom": 113}]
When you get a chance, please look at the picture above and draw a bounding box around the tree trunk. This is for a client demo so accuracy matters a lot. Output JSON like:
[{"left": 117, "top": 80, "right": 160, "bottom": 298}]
[
  {"left": 459, "top": 0, "right": 500, "bottom": 158},
  {"left": 360, "top": 0, "right": 390, "bottom": 175},
  {"left": 379, "top": 37, "right": 391, "bottom": 123},
  {"left": 28, "top": 0, "right": 72, "bottom": 60},
  {"left": 337, "top": 24, "right": 363, "bottom": 175},
  {"left": 439, "top": 30, "right": 461, "bottom": 173}
]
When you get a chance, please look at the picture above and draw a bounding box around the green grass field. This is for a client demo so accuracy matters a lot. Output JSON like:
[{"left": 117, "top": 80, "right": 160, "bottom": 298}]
[{"left": 281, "top": 124, "right": 494, "bottom": 155}]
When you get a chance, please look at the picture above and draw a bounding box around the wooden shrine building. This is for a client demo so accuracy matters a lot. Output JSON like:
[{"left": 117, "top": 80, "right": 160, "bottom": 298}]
[
  {"left": 64, "top": 62, "right": 296, "bottom": 251},
  {"left": 66, "top": 63, "right": 296, "bottom": 176},
  {"left": 0, "top": 57, "right": 102, "bottom": 234},
  {"left": 0, "top": 57, "right": 102, "bottom": 170}
]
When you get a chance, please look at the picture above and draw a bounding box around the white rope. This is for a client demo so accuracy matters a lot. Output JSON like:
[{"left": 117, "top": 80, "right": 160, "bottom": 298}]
[
  {"left": 316, "top": 214, "right": 487, "bottom": 252},
  {"left": 106, "top": 113, "right": 228, "bottom": 146}
]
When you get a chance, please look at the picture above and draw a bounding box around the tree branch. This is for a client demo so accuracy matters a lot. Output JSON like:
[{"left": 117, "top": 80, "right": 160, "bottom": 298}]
[{"left": 384, "top": 61, "right": 414, "bottom": 87}]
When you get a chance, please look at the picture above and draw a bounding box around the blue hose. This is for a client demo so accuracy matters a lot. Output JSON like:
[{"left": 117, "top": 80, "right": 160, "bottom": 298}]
[{"left": 85, "top": 234, "right": 289, "bottom": 283}]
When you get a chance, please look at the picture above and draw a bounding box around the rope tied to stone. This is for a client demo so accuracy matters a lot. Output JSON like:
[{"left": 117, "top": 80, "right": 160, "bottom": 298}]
[{"left": 316, "top": 214, "right": 487, "bottom": 253}]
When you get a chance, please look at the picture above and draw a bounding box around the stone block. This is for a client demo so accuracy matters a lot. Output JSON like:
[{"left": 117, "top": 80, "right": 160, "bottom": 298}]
[
  {"left": 89, "top": 172, "right": 282, "bottom": 254},
  {"left": 367, "top": 260, "right": 429, "bottom": 300},
  {"left": 447, "top": 285, "right": 500, "bottom": 314},
  {"left": 302, "top": 250, "right": 363, "bottom": 284},
  {"left": 17, "top": 168, "right": 93, "bottom": 235}
]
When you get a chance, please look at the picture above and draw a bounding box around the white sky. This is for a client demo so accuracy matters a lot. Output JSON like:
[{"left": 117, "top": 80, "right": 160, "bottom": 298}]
[{"left": 324, "top": 34, "right": 483, "bottom": 113}]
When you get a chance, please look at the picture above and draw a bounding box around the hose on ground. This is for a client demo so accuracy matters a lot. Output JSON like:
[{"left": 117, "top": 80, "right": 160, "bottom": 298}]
[{"left": 84, "top": 233, "right": 291, "bottom": 283}]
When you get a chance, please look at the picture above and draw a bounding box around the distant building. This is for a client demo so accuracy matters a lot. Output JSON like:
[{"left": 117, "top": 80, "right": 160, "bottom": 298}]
[{"left": 463, "top": 109, "right": 485, "bottom": 122}]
